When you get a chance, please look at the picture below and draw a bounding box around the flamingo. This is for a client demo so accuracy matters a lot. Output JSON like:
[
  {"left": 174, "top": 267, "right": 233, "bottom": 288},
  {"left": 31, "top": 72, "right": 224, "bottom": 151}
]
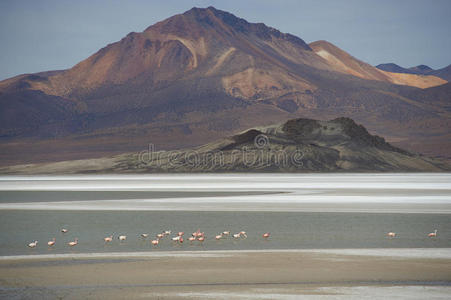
[
  {"left": 179, "top": 237, "right": 184, "bottom": 243},
  {"left": 118, "top": 235, "right": 127, "bottom": 241},
  {"left": 164, "top": 230, "right": 171, "bottom": 235},
  {"left": 104, "top": 235, "right": 113, "bottom": 243},
  {"left": 215, "top": 234, "right": 223, "bottom": 240},
  {"left": 233, "top": 233, "right": 241, "bottom": 238},
  {"left": 240, "top": 231, "right": 247, "bottom": 238},
  {"left": 61, "top": 228, "right": 68, "bottom": 233},
  {"left": 198, "top": 236, "right": 205, "bottom": 242},
  {"left": 428, "top": 229, "right": 438, "bottom": 237},
  {"left": 68, "top": 238, "right": 78, "bottom": 247},
  {"left": 172, "top": 236, "right": 181, "bottom": 242},
  {"left": 157, "top": 233, "right": 164, "bottom": 239},
  {"left": 387, "top": 232, "right": 396, "bottom": 238},
  {"left": 222, "top": 231, "right": 230, "bottom": 236},
  {"left": 192, "top": 229, "right": 201, "bottom": 237},
  {"left": 28, "top": 241, "right": 38, "bottom": 248},
  {"left": 47, "top": 238, "right": 56, "bottom": 246},
  {"left": 263, "top": 232, "right": 270, "bottom": 238},
  {"left": 177, "top": 232, "right": 184, "bottom": 237},
  {"left": 151, "top": 239, "right": 159, "bottom": 246},
  {"left": 141, "top": 233, "right": 149, "bottom": 238},
  {"left": 188, "top": 236, "right": 196, "bottom": 242}
]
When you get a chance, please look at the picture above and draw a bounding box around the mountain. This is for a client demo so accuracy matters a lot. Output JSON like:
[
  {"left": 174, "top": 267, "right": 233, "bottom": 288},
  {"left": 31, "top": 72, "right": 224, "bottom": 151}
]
[
  {"left": 376, "top": 63, "right": 451, "bottom": 81},
  {"left": 0, "top": 6, "right": 450, "bottom": 167},
  {"left": 1, "top": 117, "right": 448, "bottom": 174},
  {"left": 310, "top": 41, "right": 446, "bottom": 88},
  {"left": 409, "top": 65, "right": 434, "bottom": 74},
  {"left": 376, "top": 63, "right": 415, "bottom": 74}
]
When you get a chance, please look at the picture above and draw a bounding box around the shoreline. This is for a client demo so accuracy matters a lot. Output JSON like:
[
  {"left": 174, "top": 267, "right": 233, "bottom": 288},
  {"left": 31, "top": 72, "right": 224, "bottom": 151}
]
[
  {"left": 2, "top": 248, "right": 451, "bottom": 261},
  {"left": 1, "top": 248, "right": 450, "bottom": 299},
  {"left": 1, "top": 202, "right": 451, "bottom": 213}
]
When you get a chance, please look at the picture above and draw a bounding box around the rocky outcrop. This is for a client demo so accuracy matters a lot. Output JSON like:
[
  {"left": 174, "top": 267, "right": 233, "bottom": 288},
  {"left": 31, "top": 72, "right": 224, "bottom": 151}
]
[{"left": 2, "top": 117, "right": 449, "bottom": 174}]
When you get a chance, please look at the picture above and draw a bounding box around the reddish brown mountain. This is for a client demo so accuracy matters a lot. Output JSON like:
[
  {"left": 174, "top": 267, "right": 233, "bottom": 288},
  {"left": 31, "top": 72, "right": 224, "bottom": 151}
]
[{"left": 0, "top": 7, "right": 450, "bottom": 166}]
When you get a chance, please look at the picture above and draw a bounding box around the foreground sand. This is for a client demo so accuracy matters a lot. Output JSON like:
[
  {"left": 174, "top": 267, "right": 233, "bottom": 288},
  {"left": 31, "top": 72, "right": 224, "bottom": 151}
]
[{"left": 1, "top": 249, "right": 450, "bottom": 299}]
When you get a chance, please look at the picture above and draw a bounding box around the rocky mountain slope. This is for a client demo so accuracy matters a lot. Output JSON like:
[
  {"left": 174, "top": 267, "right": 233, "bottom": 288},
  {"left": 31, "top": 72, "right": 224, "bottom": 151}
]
[
  {"left": 310, "top": 41, "right": 446, "bottom": 88},
  {"left": 1, "top": 117, "right": 448, "bottom": 174},
  {"left": 0, "top": 6, "right": 450, "bottom": 166}
]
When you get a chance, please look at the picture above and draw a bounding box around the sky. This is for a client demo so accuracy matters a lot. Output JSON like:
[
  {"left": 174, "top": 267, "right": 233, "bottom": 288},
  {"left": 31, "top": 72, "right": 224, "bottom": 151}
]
[{"left": 1, "top": 0, "right": 450, "bottom": 80}]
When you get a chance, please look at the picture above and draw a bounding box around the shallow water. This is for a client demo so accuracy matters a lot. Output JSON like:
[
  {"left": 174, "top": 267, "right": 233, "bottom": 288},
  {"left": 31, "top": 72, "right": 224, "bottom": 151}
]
[
  {"left": 0, "top": 210, "right": 449, "bottom": 256},
  {"left": 0, "top": 174, "right": 450, "bottom": 256}
]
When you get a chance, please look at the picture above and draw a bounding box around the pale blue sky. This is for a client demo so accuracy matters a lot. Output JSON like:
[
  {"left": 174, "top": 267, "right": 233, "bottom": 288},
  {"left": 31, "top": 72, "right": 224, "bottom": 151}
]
[{"left": 1, "top": 0, "right": 450, "bottom": 80}]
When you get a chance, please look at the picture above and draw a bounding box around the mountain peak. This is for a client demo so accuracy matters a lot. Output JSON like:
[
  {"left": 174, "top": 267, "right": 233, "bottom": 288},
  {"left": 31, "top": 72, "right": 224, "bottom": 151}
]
[
  {"left": 375, "top": 63, "right": 414, "bottom": 74},
  {"left": 408, "top": 64, "right": 434, "bottom": 75},
  {"left": 279, "top": 117, "right": 409, "bottom": 154},
  {"left": 182, "top": 6, "right": 251, "bottom": 32},
  {"left": 151, "top": 6, "right": 311, "bottom": 50},
  {"left": 410, "top": 64, "right": 433, "bottom": 72}
]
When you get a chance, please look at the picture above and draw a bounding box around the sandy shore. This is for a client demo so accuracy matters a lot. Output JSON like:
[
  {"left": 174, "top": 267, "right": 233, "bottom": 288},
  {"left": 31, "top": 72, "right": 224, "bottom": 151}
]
[{"left": 1, "top": 249, "right": 450, "bottom": 299}]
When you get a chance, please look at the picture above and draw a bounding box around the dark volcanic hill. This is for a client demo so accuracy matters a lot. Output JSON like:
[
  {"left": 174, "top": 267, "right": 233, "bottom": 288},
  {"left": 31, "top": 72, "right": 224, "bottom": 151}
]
[
  {"left": 1, "top": 117, "right": 448, "bottom": 174},
  {"left": 376, "top": 63, "right": 415, "bottom": 74},
  {"left": 0, "top": 6, "right": 450, "bottom": 166},
  {"left": 409, "top": 65, "right": 434, "bottom": 74}
]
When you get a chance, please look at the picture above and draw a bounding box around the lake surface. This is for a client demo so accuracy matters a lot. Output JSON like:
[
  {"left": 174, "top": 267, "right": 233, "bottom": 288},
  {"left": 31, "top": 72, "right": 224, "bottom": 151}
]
[
  {"left": 0, "top": 210, "right": 449, "bottom": 256},
  {"left": 0, "top": 174, "right": 450, "bottom": 256}
]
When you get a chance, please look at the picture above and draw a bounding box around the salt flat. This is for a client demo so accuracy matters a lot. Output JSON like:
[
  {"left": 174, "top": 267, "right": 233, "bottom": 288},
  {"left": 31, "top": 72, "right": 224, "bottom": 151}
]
[{"left": 0, "top": 174, "right": 450, "bottom": 213}]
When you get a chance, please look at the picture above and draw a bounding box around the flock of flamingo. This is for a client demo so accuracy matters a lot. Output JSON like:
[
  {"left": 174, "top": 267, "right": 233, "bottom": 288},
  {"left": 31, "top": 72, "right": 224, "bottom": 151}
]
[
  {"left": 27, "top": 228, "right": 269, "bottom": 248},
  {"left": 27, "top": 228, "right": 439, "bottom": 248}
]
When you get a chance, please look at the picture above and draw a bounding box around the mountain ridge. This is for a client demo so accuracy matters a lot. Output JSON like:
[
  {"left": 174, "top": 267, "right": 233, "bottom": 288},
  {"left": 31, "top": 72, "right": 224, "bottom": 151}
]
[
  {"left": 0, "top": 6, "right": 450, "bottom": 167},
  {"left": 376, "top": 63, "right": 451, "bottom": 81}
]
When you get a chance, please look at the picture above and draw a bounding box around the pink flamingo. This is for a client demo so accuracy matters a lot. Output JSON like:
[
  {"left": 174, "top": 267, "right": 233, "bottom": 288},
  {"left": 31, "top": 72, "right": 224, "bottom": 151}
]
[
  {"left": 151, "top": 239, "right": 159, "bottom": 246},
  {"left": 428, "top": 229, "right": 438, "bottom": 237},
  {"left": 387, "top": 232, "right": 396, "bottom": 238},
  {"left": 263, "top": 232, "right": 270, "bottom": 238},
  {"left": 192, "top": 229, "right": 202, "bottom": 238},
  {"left": 47, "top": 238, "right": 56, "bottom": 246},
  {"left": 28, "top": 241, "right": 38, "bottom": 248},
  {"left": 104, "top": 235, "right": 113, "bottom": 243},
  {"left": 68, "top": 238, "right": 78, "bottom": 247}
]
